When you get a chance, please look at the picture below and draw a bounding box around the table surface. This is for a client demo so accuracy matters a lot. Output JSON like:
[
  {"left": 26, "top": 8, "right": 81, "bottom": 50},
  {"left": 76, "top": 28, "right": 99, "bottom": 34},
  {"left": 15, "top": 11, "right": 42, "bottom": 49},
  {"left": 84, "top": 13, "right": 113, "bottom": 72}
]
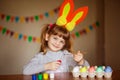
[{"left": 0, "top": 70, "right": 120, "bottom": 80}]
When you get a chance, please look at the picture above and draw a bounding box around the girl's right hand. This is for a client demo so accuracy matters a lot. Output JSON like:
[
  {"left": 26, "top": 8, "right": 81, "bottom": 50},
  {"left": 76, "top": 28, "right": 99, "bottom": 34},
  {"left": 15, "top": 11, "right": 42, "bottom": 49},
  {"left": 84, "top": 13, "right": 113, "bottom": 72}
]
[{"left": 44, "top": 61, "right": 61, "bottom": 71}]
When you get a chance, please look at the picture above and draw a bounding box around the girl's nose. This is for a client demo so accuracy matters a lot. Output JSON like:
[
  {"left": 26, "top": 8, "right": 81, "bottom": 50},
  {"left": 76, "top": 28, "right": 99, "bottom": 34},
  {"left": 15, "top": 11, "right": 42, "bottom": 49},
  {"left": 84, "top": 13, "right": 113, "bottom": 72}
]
[{"left": 55, "top": 40, "right": 60, "bottom": 45}]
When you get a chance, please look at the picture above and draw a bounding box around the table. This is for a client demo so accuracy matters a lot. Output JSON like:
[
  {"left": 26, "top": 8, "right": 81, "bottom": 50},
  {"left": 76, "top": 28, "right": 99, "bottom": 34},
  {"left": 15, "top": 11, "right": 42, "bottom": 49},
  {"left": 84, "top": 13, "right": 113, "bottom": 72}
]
[{"left": 0, "top": 70, "right": 120, "bottom": 80}]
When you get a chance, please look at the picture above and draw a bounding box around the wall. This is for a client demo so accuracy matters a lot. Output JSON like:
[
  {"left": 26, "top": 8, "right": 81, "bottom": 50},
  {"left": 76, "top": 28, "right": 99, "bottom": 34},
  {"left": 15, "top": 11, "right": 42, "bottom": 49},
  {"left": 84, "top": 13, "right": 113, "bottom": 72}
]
[
  {"left": 0, "top": 0, "right": 104, "bottom": 74},
  {"left": 104, "top": 0, "right": 120, "bottom": 70}
]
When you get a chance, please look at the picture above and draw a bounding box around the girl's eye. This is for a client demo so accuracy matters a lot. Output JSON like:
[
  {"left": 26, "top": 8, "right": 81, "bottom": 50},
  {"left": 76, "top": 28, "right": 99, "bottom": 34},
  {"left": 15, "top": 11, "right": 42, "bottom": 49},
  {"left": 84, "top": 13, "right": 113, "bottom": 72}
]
[
  {"left": 53, "top": 37, "right": 57, "bottom": 40},
  {"left": 60, "top": 41, "right": 65, "bottom": 44}
]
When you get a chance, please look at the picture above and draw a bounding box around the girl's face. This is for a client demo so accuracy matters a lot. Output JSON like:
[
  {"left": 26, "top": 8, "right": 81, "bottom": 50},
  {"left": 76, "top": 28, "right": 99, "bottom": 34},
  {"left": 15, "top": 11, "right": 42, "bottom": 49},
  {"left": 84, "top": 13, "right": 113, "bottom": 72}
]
[{"left": 46, "top": 34, "right": 65, "bottom": 52}]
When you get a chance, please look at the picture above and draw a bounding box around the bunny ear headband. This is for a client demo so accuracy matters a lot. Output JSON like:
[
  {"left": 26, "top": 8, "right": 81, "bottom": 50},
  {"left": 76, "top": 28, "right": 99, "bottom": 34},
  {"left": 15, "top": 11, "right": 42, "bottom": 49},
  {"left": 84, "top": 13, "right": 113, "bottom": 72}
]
[{"left": 56, "top": 0, "right": 88, "bottom": 31}]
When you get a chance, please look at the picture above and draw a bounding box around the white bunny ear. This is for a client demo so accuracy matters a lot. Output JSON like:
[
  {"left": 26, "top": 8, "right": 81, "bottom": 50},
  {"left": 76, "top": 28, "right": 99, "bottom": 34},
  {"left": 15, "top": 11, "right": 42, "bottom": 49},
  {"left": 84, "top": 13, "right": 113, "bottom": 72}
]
[
  {"left": 56, "top": 0, "right": 74, "bottom": 26},
  {"left": 66, "top": 6, "right": 88, "bottom": 31}
]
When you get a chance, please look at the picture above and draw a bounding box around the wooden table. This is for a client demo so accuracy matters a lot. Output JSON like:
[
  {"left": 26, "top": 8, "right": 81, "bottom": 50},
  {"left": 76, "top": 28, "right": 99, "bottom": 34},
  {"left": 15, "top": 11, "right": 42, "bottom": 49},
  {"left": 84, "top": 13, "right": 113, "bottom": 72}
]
[{"left": 0, "top": 70, "right": 120, "bottom": 80}]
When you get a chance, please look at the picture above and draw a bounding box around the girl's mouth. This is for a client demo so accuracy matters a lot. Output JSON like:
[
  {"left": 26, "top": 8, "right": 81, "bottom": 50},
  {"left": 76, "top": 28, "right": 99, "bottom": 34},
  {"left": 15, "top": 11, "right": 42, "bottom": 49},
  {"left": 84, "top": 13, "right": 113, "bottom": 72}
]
[{"left": 53, "top": 44, "right": 59, "bottom": 48}]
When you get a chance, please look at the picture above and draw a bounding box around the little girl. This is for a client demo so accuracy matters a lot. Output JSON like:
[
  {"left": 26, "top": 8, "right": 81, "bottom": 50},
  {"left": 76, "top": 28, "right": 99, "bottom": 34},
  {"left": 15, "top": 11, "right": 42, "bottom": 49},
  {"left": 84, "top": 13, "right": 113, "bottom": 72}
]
[
  {"left": 23, "top": 24, "right": 89, "bottom": 75},
  {"left": 23, "top": 0, "right": 89, "bottom": 75}
]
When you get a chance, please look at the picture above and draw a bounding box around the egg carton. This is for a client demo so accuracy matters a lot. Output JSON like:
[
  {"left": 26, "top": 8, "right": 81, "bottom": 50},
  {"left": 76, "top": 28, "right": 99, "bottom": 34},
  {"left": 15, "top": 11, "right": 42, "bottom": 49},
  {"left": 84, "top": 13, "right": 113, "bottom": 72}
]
[{"left": 72, "top": 66, "right": 112, "bottom": 78}]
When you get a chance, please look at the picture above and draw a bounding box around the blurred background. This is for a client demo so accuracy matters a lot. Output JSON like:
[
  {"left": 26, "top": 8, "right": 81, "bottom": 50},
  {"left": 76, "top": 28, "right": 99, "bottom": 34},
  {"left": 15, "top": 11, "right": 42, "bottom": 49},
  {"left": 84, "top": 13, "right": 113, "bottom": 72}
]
[{"left": 0, "top": 0, "right": 120, "bottom": 75}]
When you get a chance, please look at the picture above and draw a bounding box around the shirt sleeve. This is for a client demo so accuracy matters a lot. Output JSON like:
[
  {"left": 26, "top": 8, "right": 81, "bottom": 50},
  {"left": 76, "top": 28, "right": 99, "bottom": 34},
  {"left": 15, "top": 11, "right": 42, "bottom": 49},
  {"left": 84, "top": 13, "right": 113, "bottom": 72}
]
[
  {"left": 23, "top": 53, "right": 45, "bottom": 75},
  {"left": 78, "top": 59, "right": 90, "bottom": 66},
  {"left": 63, "top": 50, "right": 77, "bottom": 67}
]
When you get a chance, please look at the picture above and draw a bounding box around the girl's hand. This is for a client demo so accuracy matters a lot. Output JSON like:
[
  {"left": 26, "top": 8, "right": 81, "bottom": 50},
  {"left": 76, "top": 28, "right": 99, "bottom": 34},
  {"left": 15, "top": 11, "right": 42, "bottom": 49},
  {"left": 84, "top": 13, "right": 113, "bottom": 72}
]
[
  {"left": 74, "top": 51, "right": 83, "bottom": 62},
  {"left": 44, "top": 61, "right": 61, "bottom": 71},
  {"left": 73, "top": 51, "right": 84, "bottom": 65}
]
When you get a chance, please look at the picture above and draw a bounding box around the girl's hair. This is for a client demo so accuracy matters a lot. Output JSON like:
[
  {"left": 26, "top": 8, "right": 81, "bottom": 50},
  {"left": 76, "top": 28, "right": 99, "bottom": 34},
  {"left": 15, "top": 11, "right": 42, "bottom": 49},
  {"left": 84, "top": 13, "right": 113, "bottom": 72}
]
[{"left": 40, "top": 24, "right": 73, "bottom": 55}]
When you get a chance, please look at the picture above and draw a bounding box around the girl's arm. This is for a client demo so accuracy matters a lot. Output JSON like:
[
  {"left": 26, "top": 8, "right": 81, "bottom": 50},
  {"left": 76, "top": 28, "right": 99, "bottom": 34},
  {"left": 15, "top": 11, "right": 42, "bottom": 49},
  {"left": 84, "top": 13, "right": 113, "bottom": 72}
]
[
  {"left": 73, "top": 51, "right": 90, "bottom": 66},
  {"left": 77, "top": 58, "right": 90, "bottom": 66},
  {"left": 23, "top": 53, "right": 45, "bottom": 75},
  {"left": 64, "top": 50, "right": 89, "bottom": 67}
]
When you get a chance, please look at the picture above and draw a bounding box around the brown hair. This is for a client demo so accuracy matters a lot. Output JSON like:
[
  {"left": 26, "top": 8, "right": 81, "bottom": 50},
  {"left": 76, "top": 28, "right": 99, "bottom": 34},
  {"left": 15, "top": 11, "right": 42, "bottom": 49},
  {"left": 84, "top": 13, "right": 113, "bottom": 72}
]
[{"left": 40, "top": 24, "right": 73, "bottom": 55}]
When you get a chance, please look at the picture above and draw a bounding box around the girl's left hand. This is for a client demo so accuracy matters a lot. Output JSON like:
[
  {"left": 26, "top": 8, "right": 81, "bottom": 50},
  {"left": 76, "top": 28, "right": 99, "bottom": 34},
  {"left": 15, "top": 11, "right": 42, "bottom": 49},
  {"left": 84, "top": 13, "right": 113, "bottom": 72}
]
[{"left": 73, "top": 51, "right": 83, "bottom": 62}]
